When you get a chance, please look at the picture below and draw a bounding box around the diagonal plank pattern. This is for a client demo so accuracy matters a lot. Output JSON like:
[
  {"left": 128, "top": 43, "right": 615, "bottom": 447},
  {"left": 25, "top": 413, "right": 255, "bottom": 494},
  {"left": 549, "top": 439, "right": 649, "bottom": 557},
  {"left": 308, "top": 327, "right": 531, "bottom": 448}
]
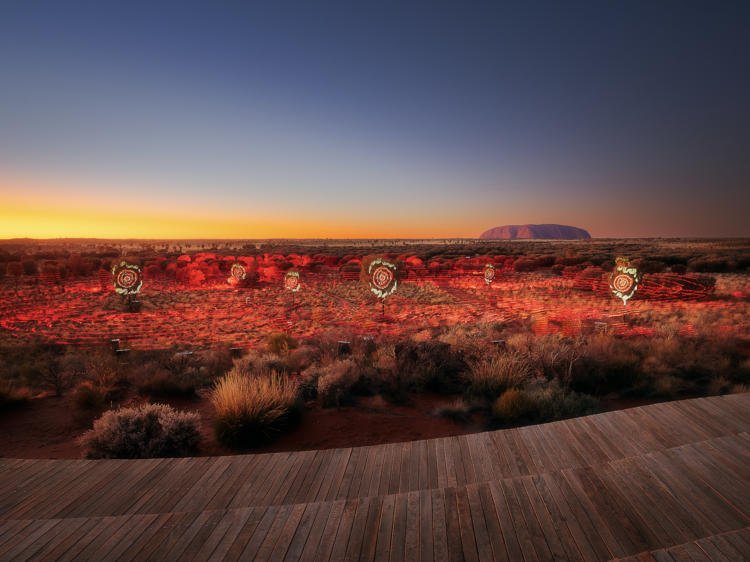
[{"left": 0, "top": 394, "right": 749, "bottom": 560}]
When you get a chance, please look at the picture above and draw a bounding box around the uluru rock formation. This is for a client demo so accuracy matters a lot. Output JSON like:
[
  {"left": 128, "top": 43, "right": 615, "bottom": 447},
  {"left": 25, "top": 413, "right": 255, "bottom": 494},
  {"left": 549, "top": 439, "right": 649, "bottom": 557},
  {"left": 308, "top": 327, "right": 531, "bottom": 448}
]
[{"left": 479, "top": 224, "right": 591, "bottom": 239}]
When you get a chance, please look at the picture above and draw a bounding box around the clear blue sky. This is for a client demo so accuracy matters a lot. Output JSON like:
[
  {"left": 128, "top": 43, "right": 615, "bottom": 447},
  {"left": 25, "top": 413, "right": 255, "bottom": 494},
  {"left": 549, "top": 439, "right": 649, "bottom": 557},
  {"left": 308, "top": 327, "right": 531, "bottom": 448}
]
[{"left": 1, "top": 2, "right": 749, "bottom": 238}]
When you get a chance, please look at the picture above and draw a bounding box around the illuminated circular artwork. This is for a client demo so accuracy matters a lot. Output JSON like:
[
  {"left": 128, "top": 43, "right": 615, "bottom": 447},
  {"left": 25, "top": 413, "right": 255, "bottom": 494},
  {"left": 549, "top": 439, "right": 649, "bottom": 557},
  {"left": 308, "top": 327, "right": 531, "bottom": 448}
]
[
  {"left": 484, "top": 264, "right": 495, "bottom": 285},
  {"left": 112, "top": 261, "right": 143, "bottom": 296},
  {"left": 609, "top": 258, "right": 640, "bottom": 306},
  {"left": 284, "top": 270, "right": 301, "bottom": 292},
  {"left": 368, "top": 258, "right": 398, "bottom": 299},
  {"left": 228, "top": 263, "right": 246, "bottom": 285}
]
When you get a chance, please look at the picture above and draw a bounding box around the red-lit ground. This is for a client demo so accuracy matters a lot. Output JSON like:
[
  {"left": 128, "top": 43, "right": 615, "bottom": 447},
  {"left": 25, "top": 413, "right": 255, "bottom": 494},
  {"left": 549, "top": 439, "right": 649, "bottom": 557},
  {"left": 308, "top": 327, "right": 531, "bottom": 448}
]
[{"left": 1, "top": 268, "right": 745, "bottom": 350}]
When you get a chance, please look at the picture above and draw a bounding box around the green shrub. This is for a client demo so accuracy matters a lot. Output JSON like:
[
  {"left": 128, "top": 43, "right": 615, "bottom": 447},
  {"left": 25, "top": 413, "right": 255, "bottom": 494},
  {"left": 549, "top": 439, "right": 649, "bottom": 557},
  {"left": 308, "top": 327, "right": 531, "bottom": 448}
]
[
  {"left": 524, "top": 384, "right": 601, "bottom": 422},
  {"left": 492, "top": 388, "right": 531, "bottom": 423},
  {"left": 77, "top": 403, "right": 202, "bottom": 459},
  {"left": 266, "top": 333, "right": 298, "bottom": 355},
  {"left": 211, "top": 371, "right": 302, "bottom": 448},
  {"left": 462, "top": 352, "right": 531, "bottom": 399}
]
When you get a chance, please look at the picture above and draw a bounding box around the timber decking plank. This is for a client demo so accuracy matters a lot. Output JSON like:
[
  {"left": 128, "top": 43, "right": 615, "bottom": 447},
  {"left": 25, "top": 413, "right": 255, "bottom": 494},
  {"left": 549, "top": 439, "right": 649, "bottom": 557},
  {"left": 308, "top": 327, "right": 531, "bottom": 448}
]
[
  {"left": 694, "top": 537, "right": 735, "bottom": 562},
  {"left": 243, "top": 504, "right": 297, "bottom": 562},
  {"left": 487, "top": 480, "right": 526, "bottom": 562},
  {"left": 162, "top": 509, "right": 221, "bottom": 562},
  {"left": 640, "top": 453, "right": 739, "bottom": 534},
  {"left": 36, "top": 517, "right": 105, "bottom": 562},
  {"left": 687, "top": 442, "right": 750, "bottom": 504},
  {"left": 538, "top": 472, "right": 600, "bottom": 562},
  {"left": 410, "top": 440, "right": 422, "bottom": 492},
  {"left": 467, "top": 434, "right": 493, "bottom": 483},
  {"left": 529, "top": 425, "right": 565, "bottom": 472},
  {"left": 424, "top": 439, "right": 440, "bottom": 490},
  {"left": 85, "top": 513, "right": 157, "bottom": 562},
  {"left": 337, "top": 447, "right": 362, "bottom": 501},
  {"left": 576, "top": 465, "right": 649, "bottom": 554},
  {"left": 346, "top": 447, "right": 371, "bottom": 501},
  {"left": 352, "top": 446, "right": 377, "bottom": 500},
  {"left": 464, "top": 484, "right": 495, "bottom": 562},
  {"left": 538, "top": 423, "right": 578, "bottom": 470},
  {"left": 138, "top": 510, "right": 202, "bottom": 562},
  {"left": 227, "top": 453, "right": 281, "bottom": 509},
  {"left": 224, "top": 505, "right": 281, "bottom": 562},
  {"left": 296, "top": 500, "right": 332, "bottom": 562},
  {"left": 551, "top": 423, "right": 589, "bottom": 467},
  {"left": 458, "top": 436, "right": 478, "bottom": 486},
  {"left": 373, "top": 494, "right": 396, "bottom": 562},
  {"left": 579, "top": 416, "right": 625, "bottom": 461},
  {"left": 173, "top": 508, "right": 228, "bottom": 562},
  {"left": 721, "top": 529, "right": 750, "bottom": 559},
  {"left": 443, "top": 439, "right": 458, "bottom": 488},
  {"left": 364, "top": 444, "right": 386, "bottom": 498},
  {"left": 55, "top": 516, "right": 122, "bottom": 562},
  {"left": 520, "top": 475, "right": 571, "bottom": 562},
  {"left": 435, "top": 439, "right": 449, "bottom": 489},
  {"left": 343, "top": 497, "right": 371, "bottom": 562},
  {"left": 323, "top": 448, "right": 353, "bottom": 503},
  {"left": 253, "top": 452, "right": 295, "bottom": 507},
  {"left": 509, "top": 478, "right": 554, "bottom": 562},
  {"left": 315, "top": 499, "right": 352, "bottom": 562},
  {"left": 404, "top": 491, "right": 421, "bottom": 562},
  {"left": 496, "top": 477, "right": 541, "bottom": 562},
  {"left": 517, "top": 427, "right": 551, "bottom": 474},
  {"left": 274, "top": 450, "right": 315, "bottom": 506},
  {"left": 138, "top": 457, "right": 211, "bottom": 515},
  {"left": 706, "top": 533, "right": 750, "bottom": 562},
  {"left": 475, "top": 482, "right": 509, "bottom": 562},
  {"left": 7, "top": 516, "right": 78, "bottom": 562},
  {"left": 400, "top": 442, "right": 414, "bottom": 493},
  {"left": 201, "top": 508, "right": 263, "bottom": 562},
  {"left": 561, "top": 419, "right": 605, "bottom": 466},
  {"left": 418, "top": 440, "right": 430, "bottom": 492},
  {"left": 531, "top": 474, "right": 586, "bottom": 562},
  {"left": 172, "top": 456, "right": 234, "bottom": 513},
  {"left": 595, "top": 462, "right": 673, "bottom": 550},
  {"left": 21, "top": 517, "right": 89, "bottom": 562},
  {"left": 442, "top": 487, "right": 466, "bottom": 562},
  {"left": 203, "top": 455, "right": 259, "bottom": 511},
  {"left": 449, "top": 438, "right": 468, "bottom": 488},
  {"left": 155, "top": 457, "right": 218, "bottom": 514},
  {"left": 378, "top": 444, "right": 396, "bottom": 497},
  {"left": 549, "top": 470, "right": 616, "bottom": 561},
  {"left": 390, "top": 491, "right": 409, "bottom": 562},
  {"left": 430, "top": 489, "right": 449, "bottom": 562},
  {"left": 295, "top": 449, "right": 329, "bottom": 504},
  {"left": 358, "top": 495, "right": 384, "bottom": 562},
  {"left": 263, "top": 503, "right": 307, "bottom": 562},
  {"left": 419, "top": 490, "right": 434, "bottom": 562},
  {"left": 390, "top": 443, "right": 405, "bottom": 495},
  {"left": 501, "top": 430, "right": 531, "bottom": 477},
  {"left": 455, "top": 486, "right": 480, "bottom": 562},
  {"left": 624, "top": 457, "right": 707, "bottom": 541}
]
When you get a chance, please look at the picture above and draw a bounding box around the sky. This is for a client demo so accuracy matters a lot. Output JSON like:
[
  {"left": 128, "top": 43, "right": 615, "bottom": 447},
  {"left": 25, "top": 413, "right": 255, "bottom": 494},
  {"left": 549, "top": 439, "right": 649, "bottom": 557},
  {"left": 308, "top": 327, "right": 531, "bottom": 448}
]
[{"left": 1, "top": 2, "right": 749, "bottom": 239}]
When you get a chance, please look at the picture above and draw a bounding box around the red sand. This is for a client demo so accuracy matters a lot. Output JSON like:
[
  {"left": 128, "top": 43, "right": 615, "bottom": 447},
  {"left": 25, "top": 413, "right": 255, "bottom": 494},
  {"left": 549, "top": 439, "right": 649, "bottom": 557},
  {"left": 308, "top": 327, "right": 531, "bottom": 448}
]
[{"left": 0, "top": 391, "right": 485, "bottom": 460}]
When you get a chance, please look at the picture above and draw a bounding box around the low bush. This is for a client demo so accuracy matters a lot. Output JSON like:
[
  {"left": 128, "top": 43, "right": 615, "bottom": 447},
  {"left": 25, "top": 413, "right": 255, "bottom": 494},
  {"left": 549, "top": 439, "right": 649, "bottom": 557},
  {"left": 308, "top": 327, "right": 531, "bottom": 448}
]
[
  {"left": 652, "top": 375, "right": 683, "bottom": 398},
  {"left": 462, "top": 352, "right": 531, "bottom": 399},
  {"left": 706, "top": 376, "right": 731, "bottom": 396},
  {"left": 71, "top": 381, "right": 104, "bottom": 411},
  {"left": 433, "top": 398, "right": 472, "bottom": 422},
  {"left": 315, "top": 359, "right": 361, "bottom": 408},
  {"left": 130, "top": 363, "right": 201, "bottom": 397},
  {"left": 77, "top": 403, "right": 202, "bottom": 459},
  {"left": 211, "top": 371, "right": 302, "bottom": 448},
  {"left": 266, "top": 332, "right": 298, "bottom": 355},
  {"left": 524, "top": 383, "right": 601, "bottom": 422},
  {"left": 492, "top": 388, "right": 530, "bottom": 423}
]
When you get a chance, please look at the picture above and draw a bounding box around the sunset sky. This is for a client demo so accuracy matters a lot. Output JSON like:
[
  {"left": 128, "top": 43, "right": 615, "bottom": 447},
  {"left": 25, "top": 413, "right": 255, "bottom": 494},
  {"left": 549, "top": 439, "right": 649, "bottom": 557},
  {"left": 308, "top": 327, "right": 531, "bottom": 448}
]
[{"left": 1, "top": 3, "right": 749, "bottom": 239}]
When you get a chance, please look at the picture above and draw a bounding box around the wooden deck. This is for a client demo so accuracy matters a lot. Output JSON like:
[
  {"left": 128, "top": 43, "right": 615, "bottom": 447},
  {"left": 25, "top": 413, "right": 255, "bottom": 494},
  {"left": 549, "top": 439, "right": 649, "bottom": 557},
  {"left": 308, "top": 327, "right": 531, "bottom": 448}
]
[{"left": 1, "top": 393, "right": 750, "bottom": 561}]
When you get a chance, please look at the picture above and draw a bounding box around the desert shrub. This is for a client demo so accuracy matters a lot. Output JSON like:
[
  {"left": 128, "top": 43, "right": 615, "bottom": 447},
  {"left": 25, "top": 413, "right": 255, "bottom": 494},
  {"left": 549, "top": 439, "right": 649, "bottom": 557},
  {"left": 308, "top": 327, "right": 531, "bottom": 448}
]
[
  {"left": 77, "top": 403, "right": 202, "bottom": 459},
  {"left": 652, "top": 375, "right": 683, "bottom": 398},
  {"left": 211, "top": 371, "right": 301, "bottom": 448},
  {"left": 737, "top": 359, "right": 750, "bottom": 384},
  {"left": 731, "top": 384, "right": 749, "bottom": 394},
  {"left": 492, "top": 388, "right": 531, "bottom": 423},
  {"left": 71, "top": 381, "right": 104, "bottom": 411},
  {"left": 266, "top": 332, "right": 298, "bottom": 355},
  {"left": 26, "top": 356, "right": 78, "bottom": 396},
  {"left": 315, "top": 359, "right": 361, "bottom": 408},
  {"left": 462, "top": 352, "right": 531, "bottom": 399},
  {"left": 200, "top": 349, "right": 234, "bottom": 379},
  {"left": 130, "top": 363, "right": 200, "bottom": 397},
  {"left": 433, "top": 398, "right": 472, "bottom": 422},
  {"left": 0, "top": 381, "right": 30, "bottom": 410},
  {"left": 524, "top": 384, "right": 601, "bottom": 422},
  {"left": 287, "top": 346, "right": 319, "bottom": 373},
  {"left": 706, "top": 376, "right": 731, "bottom": 396}
]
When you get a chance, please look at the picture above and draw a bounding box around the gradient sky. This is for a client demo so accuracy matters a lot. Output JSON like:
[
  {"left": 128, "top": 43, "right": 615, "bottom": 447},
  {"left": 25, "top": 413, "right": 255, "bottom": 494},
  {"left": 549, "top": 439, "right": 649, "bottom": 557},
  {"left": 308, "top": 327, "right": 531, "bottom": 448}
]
[{"left": 1, "top": 2, "right": 749, "bottom": 239}]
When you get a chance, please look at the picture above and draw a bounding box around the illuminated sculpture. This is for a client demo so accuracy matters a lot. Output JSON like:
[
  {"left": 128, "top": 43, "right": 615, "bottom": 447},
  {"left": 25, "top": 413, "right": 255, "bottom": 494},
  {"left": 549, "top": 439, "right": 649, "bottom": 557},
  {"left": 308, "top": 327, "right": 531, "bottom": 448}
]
[
  {"left": 609, "top": 258, "right": 641, "bottom": 306},
  {"left": 228, "top": 263, "right": 246, "bottom": 286},
  {"left": 484, "top": 264, "right": 495, "bottom": 285},
  {"left": 112, "top": 261, "right": 143, "bottom": 296},
  {"left": 368, "top": 258, "right": 398, "bottom": 299},
  {"left": 284, "top": 270, "right": 301, "bottom": 292}
]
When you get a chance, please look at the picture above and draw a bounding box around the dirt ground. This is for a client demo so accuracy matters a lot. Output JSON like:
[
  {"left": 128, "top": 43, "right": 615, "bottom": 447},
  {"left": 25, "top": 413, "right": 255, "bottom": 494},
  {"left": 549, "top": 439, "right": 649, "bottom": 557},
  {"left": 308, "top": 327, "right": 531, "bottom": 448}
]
[{"left": 0, "top": 389, "right": 668, "bottom": 460}]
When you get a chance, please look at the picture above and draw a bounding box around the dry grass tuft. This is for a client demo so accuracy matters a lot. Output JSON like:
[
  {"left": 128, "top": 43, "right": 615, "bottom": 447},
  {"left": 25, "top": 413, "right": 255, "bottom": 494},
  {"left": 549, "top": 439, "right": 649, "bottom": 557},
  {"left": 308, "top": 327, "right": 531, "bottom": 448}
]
[{"left": 211, "top": 371, "right": 301, "bottom": 448}]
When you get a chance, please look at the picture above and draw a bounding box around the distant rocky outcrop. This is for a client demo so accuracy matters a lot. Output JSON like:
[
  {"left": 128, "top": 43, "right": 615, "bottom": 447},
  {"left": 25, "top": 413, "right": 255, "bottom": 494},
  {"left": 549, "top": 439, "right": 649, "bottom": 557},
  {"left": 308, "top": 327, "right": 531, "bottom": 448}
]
[{"left": 479, "top": 224, "right": 591, "bottom": 240}]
